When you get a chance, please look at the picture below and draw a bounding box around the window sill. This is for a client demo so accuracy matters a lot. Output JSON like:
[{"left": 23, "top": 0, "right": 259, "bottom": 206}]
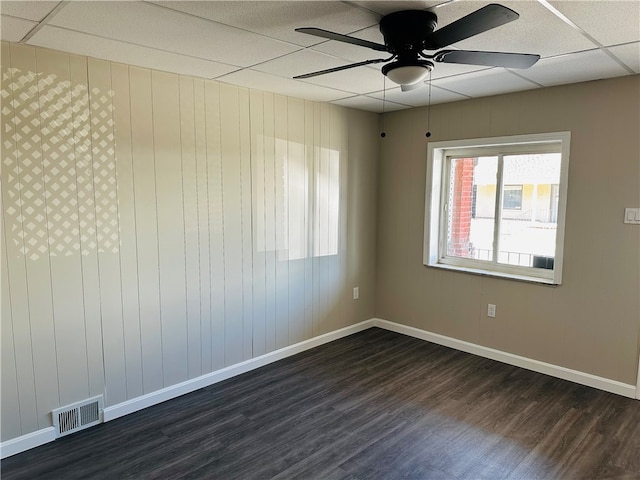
[{"left": 427, "top": 262, "right": 559, "bottom": 286}]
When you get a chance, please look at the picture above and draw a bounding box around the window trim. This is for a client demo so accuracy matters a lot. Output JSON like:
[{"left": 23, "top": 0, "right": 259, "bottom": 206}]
[{"left": 423, "top": 132, "right": 571, "bottom": 285}]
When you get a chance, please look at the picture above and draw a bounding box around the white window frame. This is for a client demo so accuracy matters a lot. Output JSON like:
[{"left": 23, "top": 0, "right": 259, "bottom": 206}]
[{"left": 423, "top": 132, "right": 571, "bottom": 285}]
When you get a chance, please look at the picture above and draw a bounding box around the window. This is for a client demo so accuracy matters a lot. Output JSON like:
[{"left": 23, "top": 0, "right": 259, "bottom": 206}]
[
  {"left": 502, "top": 185, "right": 523, "bottom": 210},
  {"left": 424, "top": 132, "right": 570, "bottom": 284}
]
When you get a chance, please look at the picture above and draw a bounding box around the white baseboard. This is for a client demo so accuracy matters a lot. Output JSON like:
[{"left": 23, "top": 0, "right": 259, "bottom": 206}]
[
  {"left": 372, "top": 318, "right": 637, "bottom": 399},
  {"left": 637, "top": 354, "right": 640, "bottom": 400},
  {"left": 0, "top": 427, "right": 56, "bottom": 459},
  {"left": 103, "top": 319, "right": 374, "bottom": 422},
  {"left": 3, "top": 316, "right": 636, "bottom": 459}
]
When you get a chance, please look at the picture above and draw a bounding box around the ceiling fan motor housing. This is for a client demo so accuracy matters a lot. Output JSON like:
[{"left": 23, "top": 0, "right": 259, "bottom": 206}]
[{"left": 379, "top": 10, "right": 438, "bottom": 55}]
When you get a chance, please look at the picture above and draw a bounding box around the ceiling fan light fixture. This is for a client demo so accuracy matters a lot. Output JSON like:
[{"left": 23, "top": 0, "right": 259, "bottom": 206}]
[{"left": 382, "top": 60, "right": 434, "bottom": 86}]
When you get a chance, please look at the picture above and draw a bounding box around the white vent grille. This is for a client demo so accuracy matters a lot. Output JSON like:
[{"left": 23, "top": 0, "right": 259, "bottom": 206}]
[{"left": 52, "top": 396, "right": 104, "bottom": 438}]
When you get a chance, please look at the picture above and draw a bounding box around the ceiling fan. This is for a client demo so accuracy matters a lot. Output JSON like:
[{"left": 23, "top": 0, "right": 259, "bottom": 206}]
[{"left": 294, "top": 4, "right": 540, "bottom": 90}]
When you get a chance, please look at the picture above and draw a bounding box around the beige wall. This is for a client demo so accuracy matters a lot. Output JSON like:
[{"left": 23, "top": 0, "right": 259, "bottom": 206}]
[
  {"left": 0, "top": 42, "right": 379, "bottom": 442},
  {"left": 376, "top": 75, "right": 640, "bottom": 386}
]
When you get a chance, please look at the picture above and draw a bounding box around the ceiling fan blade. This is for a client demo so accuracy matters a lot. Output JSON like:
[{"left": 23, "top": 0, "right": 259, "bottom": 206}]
[
  {"left": 294, "top": 58, "right": 390, "bottom": 80},
  {"left": 295, "top": 28, "right": 388, "bottom": 52},
  {"left": 427, "top": 4, "right": 519, "bottom": 49},
  {"left": 434, "top": 50, "right": 540, "bottom": 69}
]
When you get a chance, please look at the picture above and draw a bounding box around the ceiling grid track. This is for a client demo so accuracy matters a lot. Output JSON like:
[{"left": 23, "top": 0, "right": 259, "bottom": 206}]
[
  {"left": 536, "top": 0, "right": 636, "bottom": 74},
  {"left": 19, "top": 1, "right": 68, "bottom": 44}
]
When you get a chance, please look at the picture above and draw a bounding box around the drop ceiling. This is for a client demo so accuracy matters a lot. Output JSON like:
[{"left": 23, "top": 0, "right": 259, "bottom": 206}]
[{"left": 1, "top": 1, "right": 638, "bottom": 112}]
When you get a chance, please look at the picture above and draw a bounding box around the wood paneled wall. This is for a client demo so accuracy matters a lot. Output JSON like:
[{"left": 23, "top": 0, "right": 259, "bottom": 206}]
[{"left": 1, "top": 42, "right": 379, "bottom": 442}]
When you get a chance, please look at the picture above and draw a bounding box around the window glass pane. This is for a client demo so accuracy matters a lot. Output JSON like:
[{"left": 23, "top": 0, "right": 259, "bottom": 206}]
[
  {"left": 503, "top": 185, "right": 523, "bottom": 210},
  {"left": 446, "top": 156, "right": 497, "bottom": 261},
  {"left": 498, "top": 153, "right": 561, "bottom": 267}
]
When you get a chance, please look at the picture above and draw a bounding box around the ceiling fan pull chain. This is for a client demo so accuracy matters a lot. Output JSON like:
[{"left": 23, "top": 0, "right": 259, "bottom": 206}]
[
  {"left": 426, "top": 70, "right": 432, "bottom": 138},
  {"left": 381, "top": 75, "right": 387, "bottom": 138}
]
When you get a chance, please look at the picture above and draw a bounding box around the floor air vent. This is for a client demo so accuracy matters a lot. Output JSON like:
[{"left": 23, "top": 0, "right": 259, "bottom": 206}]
[{"left": 52, "top": 395, "right": 104, "bottom": 438}]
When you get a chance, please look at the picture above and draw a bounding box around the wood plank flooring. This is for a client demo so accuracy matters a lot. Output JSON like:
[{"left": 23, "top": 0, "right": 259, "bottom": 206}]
[{"left": 2, "top": 328, "right": 639, "bottom": 479}]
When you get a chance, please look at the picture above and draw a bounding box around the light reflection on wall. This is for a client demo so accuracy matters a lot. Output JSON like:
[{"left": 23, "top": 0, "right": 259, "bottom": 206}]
[
  {"left": 1, "top": 67, "right": 119, "bottom": 261},
  {"left": 254, "top": 135, "right": 340, "bottom": 260}
]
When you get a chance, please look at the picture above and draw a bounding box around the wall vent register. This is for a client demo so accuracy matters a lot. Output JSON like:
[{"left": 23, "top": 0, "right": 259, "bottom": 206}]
[{"left": 52, "top": 396, "right": 104, "bottom": 438}]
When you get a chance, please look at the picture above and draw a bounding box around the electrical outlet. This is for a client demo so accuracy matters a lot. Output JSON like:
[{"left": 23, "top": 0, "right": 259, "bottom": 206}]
[
  {"left": 488, "top": 304, "right": 496, "bottom": 318},
  {"left": 353, "top": 287, "right": 359, "bottom": 300},
  {"left": 624, "top": 207, "right": 640, "bottom": 224}
]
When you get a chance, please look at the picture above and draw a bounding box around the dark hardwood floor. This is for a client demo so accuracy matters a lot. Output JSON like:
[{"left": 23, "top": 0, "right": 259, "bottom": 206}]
[{"left": 2, "top": 328, "right": 639, "bottom": 479}]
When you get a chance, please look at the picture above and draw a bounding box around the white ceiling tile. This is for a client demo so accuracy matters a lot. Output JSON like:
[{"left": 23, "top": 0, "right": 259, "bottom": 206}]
[
  {"left": 152, "top": 1, "right": 380, "bottom": 47},
  {"left": 450, "top": 1, "right": 595, "bottom": 58},
  {"left": 218, "top": 69, "right": 351, "bottom": 102},
  {"left": 28, "top": 26, "right": 238, "bottom": 79},
  {"left": 353, "top": 1, "right": 442, "bottom": 16},
  {"left": 368, "top": 82, "right": 469, "bottom": 106},
  {"left": 331, "top": 95, "right": 410, "bottom": 113},
  {"left": 608, "top": 42, "right": 640, "bottom": 74},
  {"left": 550, "top": 1, "right": 640, "bottom": 47},
  {"left": 515, "top": 49, "right": 630, "bottom": 87},
  {"left": 49, "top": 1, "right": 300, "bottom": 67},
  {"left": 0, "top": 15, "right": 36, "bottom": 42},
  {"left": 433, "top": 68, "right": 539, "bottom": 98},
  {"left": 0, "top": 1, "right": 59, "bottom": 21}
]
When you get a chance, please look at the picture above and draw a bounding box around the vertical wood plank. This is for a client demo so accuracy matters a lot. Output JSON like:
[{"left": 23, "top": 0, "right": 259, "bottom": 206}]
[
  {"left": 129, "top": 66, "right": 163, "bottom": 393},
  {"left": 87, "top": 57, "right": 127, "bottom": 405},
  {"left": 249, "top": 89, "right": 266, "bottom": 357},
  {"left": 1, "top": 208, "right": 22, "bottom": 441},
  {"left": 262, "top": 92, "right": 277, "bottom": 353},
  {"left": 194, "top": 78, "right": 211, "bottom": 373},
  {"left": 315, "top": 103, "right": 332, "bottom": 335},
  {"left": 337, "top": 105, "right": 349, "bottom": 330},
  {"left": 327, "top": 105, "right": 345, "bottom": 332},
  {"left": 69, "top": 54, "right": 105, "bottom": 401},
  {"left": 274, "top": 94, "right": 289, "bottom": 349},
  {"left": 110, "top": 62, "right": 143, "bottom": 399},
  {"left": 312, "top": 102, "right": 322, "bottom": 337},
  {"left": 152, "top": 70, "right": 188, "bottom": 386},
  {"left": 287, "top": 97, "right": 306, "bottom": 344},
  {"left": 239, "top": 87, "right": 254, "bottom": 361},
  {"left": 205, "top": 80, "right": 225, "bottom": 371},
  {"left": 220, "top": 83, "right": 244, "bottom": 367},
  {"left": 179, "top": 75, "right": 202, "bottom": 379},
  {"left": 303, "top": 100, "right": 315, "bottom": 340},
  {"left": 35, "top": 47, "right": 90, "bottom": 407},
  {"left": 1, "top": 42, "right": 39, "bottom": 435},
  {"left": 12, "top": 43, "right": 60, "bottom": 428}
]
